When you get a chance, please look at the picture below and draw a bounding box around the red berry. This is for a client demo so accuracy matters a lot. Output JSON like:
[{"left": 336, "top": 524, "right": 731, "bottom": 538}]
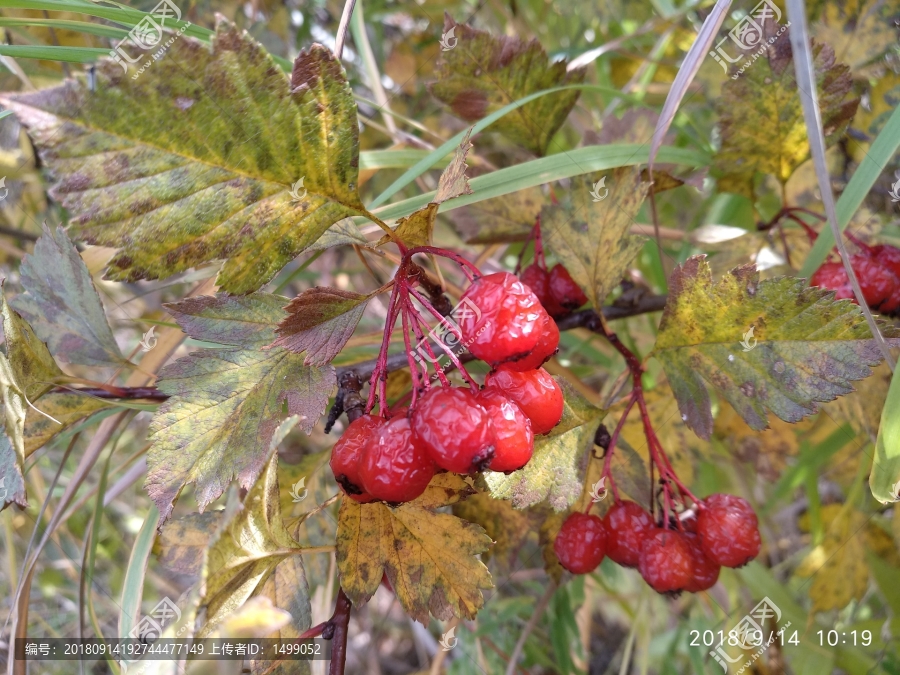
[
  {"left": 520, "top": 263, "right": 567, "bottom": 317},
  {"left": 475, "top": 389, "right": 534, "bottom": 472},
  {"left": 358, "top": 416, "right": 435, "bottom": 503},
  {"left": 684, "top": 532, "right": 720, "bottom": 593},
  {"left": 411, "top": 386, "right": 496, "bottom": 473},
  {"left": 553, "top": 512, "right": 608, "bottom": 574},
  {"left": 458, "top": 272, "right": 543, "bottom": 366},
  {"left": 696, "top": 493, "right": 761, "bottom": 568},
  {"left": 484, "top": 366, "right": 563, "bottom": 435},
  {"left": 810, "top": 262, "right": 853, "bottom": 300},
  {"left": 638, "top": 528, "right": 693, "bottom": 593},
  {"left": 852, "top": 254, "right": 898, "bottom": 309},
  {"left": 872, "top": 244, "right": 900, "bottom": 278},
  {"left": 330, "top": 415, "right": 383, "bottom": 503},
  {"left": 603, "top": 500, "right": 654, "bottom": 567},
  {"left": 548, "top": 264, "right": 588, "bottom": 311},
  {"left": 502, "top": 310, "right": 559, "bottom": 372}
]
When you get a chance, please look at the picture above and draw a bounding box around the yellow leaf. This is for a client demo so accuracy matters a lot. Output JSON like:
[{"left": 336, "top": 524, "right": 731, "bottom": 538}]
[{"left": 453, "top": 491, "right": 534, "bottom": 569}]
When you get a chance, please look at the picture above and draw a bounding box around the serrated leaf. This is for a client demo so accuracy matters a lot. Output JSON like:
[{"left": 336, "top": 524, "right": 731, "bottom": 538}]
[
  {"left": 813, "top": 0, "right": 900, "bottom": 77},
  {"left": 713, "top": 21, "right": 858, "bottom": 195},
  {"left": 336, "top": 473, "right": 492, "bottom": 623},
  {"left": 542, "top": 167, "right": 647, "bottom": 309},
  {"left": 23, "top": 392, "right": 112, "bottom": 456},
  {"left": 452, "top": 492, "right": 533, "bottom": 570},
  {"left": 1, "top": 21, "right": 372, "bottom": 294},
  {"left": 147, "top": 300, "right": 335, "bottom": 522},
  {"left": 11, "top": 225, "right": 124, "bottom": 367},
  {"left": 271, "top": 287, "right": 370, "bottom": 366},
  {"left": 484, "top": 379, "right": 604, "bottom": 510},
  {"left": 198, "top": 454, "right": 309, "bottom": 637},
  {"left": 430, "top": 14, "right": 585, "bottom": 156},
  {"left": 652, "top": 256, "right": 898, "bottom": 440},
  {"left": 451, "top": 186, "right": 543, "bottom": 244},
  {"left": 165, "top": 293, "right": 287, "bottom": 349}
]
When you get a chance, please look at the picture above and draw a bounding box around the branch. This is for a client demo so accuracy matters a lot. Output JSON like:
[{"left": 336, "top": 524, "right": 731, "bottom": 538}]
[{"left": 326, "top": 588, "right": 353, "bottom": 675}]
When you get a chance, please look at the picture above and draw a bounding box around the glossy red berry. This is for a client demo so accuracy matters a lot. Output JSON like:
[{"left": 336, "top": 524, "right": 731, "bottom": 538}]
[
  {"left": 475, "top": 389, "right": 534, "bottom": 472},
  {"left": 458, "top": 272, "right": 543, "bottom": 366},
  {"left": 684, "top": 532, "right": 721, "bottom": 593},
  {"left": 330, "top": 415, "right": 384, "bottom": 503},
  {"left": 548, "top": 264, "right": 588, "bottom": 311},
  {"left": 553, "top": 512, "right": 608, "bottom": 574},
  {"left": 810, "top": 262, "right": 854, "bottom": 300},
  {"left": 358, "top": 416, "right": 435, "bottom": 504},
  {"left": 484, "top": 366, "right": 563, "bottom": 435},
  {"left": 696, "top": 493, "right": 761, "bottom": 568},
  {"left": 638, "top": 528, "right": 693, "bottom": 593},
  {"left": 502, "top": 310, "right": 559, "bottom": 372},
  {"left": 520, "top": 263, "right": 566, "bottom": 317},
  {"left": 411, "top": 386, "right": 496, "bottom": 473},
  {"left": 603, "top": 500, "right": 654, "bottom": 567}
]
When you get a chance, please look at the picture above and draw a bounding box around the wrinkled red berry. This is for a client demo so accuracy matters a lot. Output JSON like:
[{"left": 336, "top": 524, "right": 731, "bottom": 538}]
[
  {"left": 604, "top": 500, "right": 654, "bottom": 567},
  {"left": 502, "top": 310, "right": 559, "bottom": 372},
  {"left": 458, "top": 272, "right": 543, "bottom": 366},
  {"left": 872, "top": 244, "right": 900, "bottom": 278},
  {"left": 639, "top": 528, "right": 693, "bottom": 593},
  {"left": 852, "top": 254, "right": 899, "bottom": 309},
  {"left": 553, "top": 512, "right": 608, "bottom": 574},
  {"left": 548, "top": 264, "right": 588, "bottom": 311},
  {"left": 475, "top": 389, "right": 534, "bottom": 472},
  {"left": 810, "top": 262, "right": 854, "bottom": 300},
  {"left": 696, "top": 493, "right": 761, "bottom": 568},
  {"left": 359, "top": 416, "right": 435, "bottom": 503},
  {"left": 411, "top": 386, "right": 496, "bottom": 473},
  {"left": 330, "top": 415, "right": 384, "bottom": 503},
  {"left": 484, "top": 366, "right": 563, "bottom": 435},
  {"left": 684, "top": 532, "right": 720, "bottom": 592},
  {"left": 520, "top": 263, "right": 566, "bottom": 317}
]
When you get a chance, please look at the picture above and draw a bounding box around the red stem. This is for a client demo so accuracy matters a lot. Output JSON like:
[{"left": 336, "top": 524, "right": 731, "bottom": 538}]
[
  {"left": 404, "top": 246, "right": 481, "bottom": 280},
  {"left": 407, "top": 295, "right": 450, "bottom": 388},
  {"left": 407, "top": 286, "right": 479, "bottom": 388}
]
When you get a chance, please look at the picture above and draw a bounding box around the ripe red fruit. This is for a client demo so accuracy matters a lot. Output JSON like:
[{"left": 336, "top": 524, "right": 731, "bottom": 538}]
[
  {"left": 475, "top": 389, "right": 534, "bottom": 472},
  {"left": 358, "top": 416, "right": 435, "bottom": 503},
  {"left": 484, "top": 366, "right": 563, "bottom": 435},
  {"left": 684, "top": 532, "right": 720, "bottom": 593},
  {"left": 696, "top": 493, "right": 761, "bottom": 568},
  {"left": 872, "top": 244, "right": 900, "bottom": 277},
  {"left": 502, "top": 310, "right": 559, "bottom": 372},
  {"left": 852, "top": 254, "right": 899, "bottom": 309},
  {"left": 810, "top": 262, "right": 853, "bottom": 300},
  {"left": 553, "top": 512, "right": 608, "bottom": 574},
  {"left": 638, "top": 528, "right": 693, "bottom": 593},
  {"left": 411, "top": 386, "right": 496, "bottom": 473},
  {"left": 458, "top": 272, "right": 543, "bottom": 366},
  {"left": 520, "top": 263, "right": 566, "bottom": 317},
  {"left": 603, "top": 500, "right": 654, "bottom": 567},
  {"left": 548, "top": 264, "right": 588, "bottom": 311},
  {"left": 330, "top": 415, "right": 384, "bottom": 503}
]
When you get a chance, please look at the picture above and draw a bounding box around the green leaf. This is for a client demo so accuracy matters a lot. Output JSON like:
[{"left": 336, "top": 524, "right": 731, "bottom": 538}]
[
  {"left": 12, "top": 225, "right": 124, "bottom": 367},
  {"left": 483, "top": 379, "right": 604, "bottom": 510},
  {"left": 1, "top": 287, "right": 63, "bottom": 400},
  {"left": 542, "top": 167, "right": 647, "bottom": 309},
  {"left": 652, "top": 256, "right": 897, "bottom": 440},
  {"left": 2, "top": 21, "right": 372, "bottom": 294},
  {"left": 430, "top": 14, "right": 585, "bottom": 156},
  {"left": 23, "top": 392, "right": 112, "bottom": 456},
  {"left": 272, "top": 288, "right": 371, "bottom": 366},
  {"left": 147, "top": 296, "right": 335, "bottom": 522},
  {"left": 713, "top": 23, "right": 858, "bottom": 195},
  {"left": 164, "top": 293, "right": 287, "bottom": 349},
  {"left": 870, "top": 368, "right": 900, "bottom": 503}
]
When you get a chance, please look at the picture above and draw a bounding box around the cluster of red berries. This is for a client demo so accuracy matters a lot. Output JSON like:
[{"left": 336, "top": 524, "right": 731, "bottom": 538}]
[
  {"left": 810, "top": 243, "right": 900, "bottom": 315},
  {"left": 520, "top": 263, "right": 588, "bottom": 319},
  {"left": 330, "top": 271, "right": 569, "bottom": 505},
  {"left": 553, "top": 495, "right": 761, "bottom": 594}
]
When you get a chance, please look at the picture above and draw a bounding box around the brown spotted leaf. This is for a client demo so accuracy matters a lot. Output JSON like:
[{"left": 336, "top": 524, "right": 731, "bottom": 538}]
[
  {"left": 430, "top": 14, "right": 585, "bottom": 156},
  {"left": 451, "top": 186, "right": 543, "bottom": 244},
  {"left": 23, "top": 392, "right": 112, "bottom": 457},
  {"left": 652, "top": 256, "right": 899, "bottom": 440},
  {"left": 336, "top": 474, "right": 492, "bottom": 623},
  {"left": 272, "top": 287, "right": 371, "bottom": 366},
  {"left": 1, "top": 21, "right": 373, "bottom": 294}
]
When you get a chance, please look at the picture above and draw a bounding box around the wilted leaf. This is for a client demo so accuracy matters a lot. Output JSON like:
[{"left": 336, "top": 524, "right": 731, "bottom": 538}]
[
  {"left": 147, "top": 297, "right": 335, "bottom": 522},
  {"left": 1, "top": 289, "right": 63, "bottom": 401},
  {"left": 451, "top": 186, "right": 543, "bottom": 244},
  {"left": 453, "top": 492, "right": 534, "bottom": 570},
  {"left": 640, "top": 168, "right": 685, "bottom": 193},
  {"left": 430, "top": 14, "right": 585, "bottom": 156},
  {"left": 813, "top": 0, "right": 900, "bottom": 77},
  {"left": 272, "top": 288, "right": 371, "bottom": 365},
  {"left": 165, "top": 293, "right": 287, "bottom": 349},
  {"left": 198, "top": 454, "right": 309, "bottom": 637},
  {"left": 1, "top": 21, "right": 373, "bottom": 294},
  {"left": 23, "top": 392, "right": 112, "bottom": 456},
  {"left": 542, "top": 167, "right": 648, "bottom": 309},
  {"left": 713, "top": 22, "right": 858, "bottom": 196},
  {"left": 653, "top": 256, "right": 897, "bottom": 440},
  {"left": 157, "top": 511, "right": 222, "bottom": 576},
  {"left": 336, "top": 473, "right": 492, "bottom": 623},
  {"left": 484, "top": 379, "right": 604, "bottom": 510},
  {"left": 11, "top": 225, "right": 124, "bottom": 367}
]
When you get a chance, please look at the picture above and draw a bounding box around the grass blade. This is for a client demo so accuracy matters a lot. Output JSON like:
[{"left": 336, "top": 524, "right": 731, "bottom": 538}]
[
  {"left": 0, "top": 44, "right": 108, "bottom": 62},
  {"left": 118, "top": 503, "right": 160, "bottom": 639},
  {"left": 0, "top": 17, "right": 128, "bottom": 39},
  {"left": 871, "top": 367, "right": 900, "bottom": 503}
]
